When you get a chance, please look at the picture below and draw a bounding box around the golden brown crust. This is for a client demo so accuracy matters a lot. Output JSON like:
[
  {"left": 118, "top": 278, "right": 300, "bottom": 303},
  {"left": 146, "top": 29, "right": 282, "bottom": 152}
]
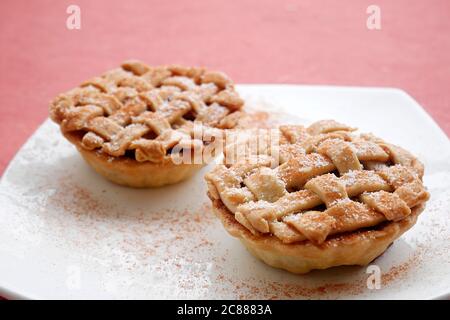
[
  {"left": 210, "top": 194, "right": 424, "bottom": 274},
  {"left": 65, "top": 132, "right": 203, "bottom": 188}
]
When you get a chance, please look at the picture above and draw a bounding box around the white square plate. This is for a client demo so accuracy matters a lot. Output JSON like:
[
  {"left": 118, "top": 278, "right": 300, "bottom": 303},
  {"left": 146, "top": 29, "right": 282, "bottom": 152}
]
[{"left": 1, "top": 85, "right": 449, "bottom": 299}]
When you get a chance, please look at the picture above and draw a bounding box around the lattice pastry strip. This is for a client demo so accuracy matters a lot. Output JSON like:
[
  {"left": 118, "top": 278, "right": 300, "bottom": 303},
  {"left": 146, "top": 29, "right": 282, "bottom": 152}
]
[
  {"left": 306, "top": 120, "right": 356, "bottom": 135},
  {"left": 317, "top": 139, "right": 363, "bottom": 174},
  {"left": 61, "top": 105, "right": 104, "bottom": 132},
  {"left": 103, "top": 124, "right": 149, "bottom": 157},
  {"left": 304, "top": 173, "right": 348, "bottom": 207},
  {"left": 360, "top": 191, "right": 411, "bottom": 222},
  {"left": 268, "top": 199, "right": 386, "bottom": 244}
]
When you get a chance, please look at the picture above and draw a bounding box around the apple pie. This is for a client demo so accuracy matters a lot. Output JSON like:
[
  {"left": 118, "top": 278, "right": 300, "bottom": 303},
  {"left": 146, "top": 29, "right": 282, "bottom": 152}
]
[
  {"left": 49, "top": 60, "right": 245, "bottom": 187},
  {"left": 205, "top": 120, "right": 429, "bottom": 273}
]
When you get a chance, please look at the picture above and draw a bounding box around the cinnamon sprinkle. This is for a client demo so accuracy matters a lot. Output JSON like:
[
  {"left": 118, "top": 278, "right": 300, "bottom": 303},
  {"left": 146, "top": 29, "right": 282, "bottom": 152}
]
[{"left": 28, "top": 171, "right": 430, "bottom": 299}]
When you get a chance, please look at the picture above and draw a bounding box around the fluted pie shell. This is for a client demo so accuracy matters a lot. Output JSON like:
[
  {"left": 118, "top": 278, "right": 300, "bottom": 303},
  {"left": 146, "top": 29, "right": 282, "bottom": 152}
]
[
  {"left": 205, "top": 120, "right": 429, "bottom": 273},
  {"left": 64, "top": 132, "right": 202, "bottom": 188},
  {"left": 210, "top": 196, "right": 424, "bottom": 274}
]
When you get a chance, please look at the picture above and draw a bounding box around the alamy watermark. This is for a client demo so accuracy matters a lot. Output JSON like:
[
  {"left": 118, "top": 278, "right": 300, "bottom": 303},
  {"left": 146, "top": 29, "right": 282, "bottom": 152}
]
[
  {"left": 66, "top": 265, "right": 81, "bottom": 290},
  {"left": 366, "top": 264, "right": 381, "bottom": 290},
  {"left": 366, "top": 5, "right": 381, "bottom": 30},
  {"left": 167, "top": 123, "right": 283, "bottom": 166},
  {"left": 66, "top": 5, "right": 81, "bottom": 30}
]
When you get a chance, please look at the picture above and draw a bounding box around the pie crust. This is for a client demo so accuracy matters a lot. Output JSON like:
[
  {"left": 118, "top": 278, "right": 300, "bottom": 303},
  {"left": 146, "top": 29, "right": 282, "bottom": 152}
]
[
  {"left": 205, "top": 120, "right": 430, "bottom": 273},
  {"left": 64, "top": 131, "right": 203, "bottom": 187},
  {"left": 210, "top": 198, "right": 424, "bottom": 273},
  {"left": 49, "top": 61, "right": 245, "bottom": 187}
]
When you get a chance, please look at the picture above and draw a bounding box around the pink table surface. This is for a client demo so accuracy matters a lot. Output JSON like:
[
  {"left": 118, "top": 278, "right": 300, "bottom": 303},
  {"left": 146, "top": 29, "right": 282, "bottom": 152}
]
[
  {"left": 0, "top": 0, "right": 449, "bottom": 299},
  {"left": 1, "top": 0, "right": 449, "bottom": 176}
]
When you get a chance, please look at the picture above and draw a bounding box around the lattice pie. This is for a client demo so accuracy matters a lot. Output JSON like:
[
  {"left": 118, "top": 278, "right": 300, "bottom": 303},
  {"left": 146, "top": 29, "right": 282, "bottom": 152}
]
[
  {"left": 205, "top": 120, "right": 429, "bottom": 273},
  {"left": 49, "top": 61, "right": 244, "bottom": 187}
]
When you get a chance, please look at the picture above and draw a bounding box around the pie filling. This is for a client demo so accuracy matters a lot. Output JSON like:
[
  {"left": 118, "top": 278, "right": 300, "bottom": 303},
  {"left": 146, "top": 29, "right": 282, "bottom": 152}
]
[
  {"left": 205, "top": 120, "right": 429, "bottom": 245},
  {"left": 50, "top": 61, "right": 245, "bottom": 163}
]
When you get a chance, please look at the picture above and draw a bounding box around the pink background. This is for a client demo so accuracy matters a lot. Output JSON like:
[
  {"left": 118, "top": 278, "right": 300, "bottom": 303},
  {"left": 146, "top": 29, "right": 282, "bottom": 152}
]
[
  {"left": 0, "top": 0, "right": 449, "bottom": 299},
  {"left": 1, "top": 0, "right": 449, "bottom": 175}
]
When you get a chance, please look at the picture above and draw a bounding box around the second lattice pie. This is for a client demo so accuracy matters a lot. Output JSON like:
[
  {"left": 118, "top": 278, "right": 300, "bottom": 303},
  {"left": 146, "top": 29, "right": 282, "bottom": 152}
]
[{"left": 205, "top": 120, "right": 429, "bottom": 274}]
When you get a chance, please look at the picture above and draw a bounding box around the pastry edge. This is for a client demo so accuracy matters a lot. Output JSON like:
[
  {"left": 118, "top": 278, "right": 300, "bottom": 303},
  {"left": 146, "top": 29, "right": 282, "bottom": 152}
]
[
  {"left": 209, "top": 193, "right": 424, "bottom": 274},
  {"left": 64, "top": 132, "right": 204, "bottom": 188}
]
